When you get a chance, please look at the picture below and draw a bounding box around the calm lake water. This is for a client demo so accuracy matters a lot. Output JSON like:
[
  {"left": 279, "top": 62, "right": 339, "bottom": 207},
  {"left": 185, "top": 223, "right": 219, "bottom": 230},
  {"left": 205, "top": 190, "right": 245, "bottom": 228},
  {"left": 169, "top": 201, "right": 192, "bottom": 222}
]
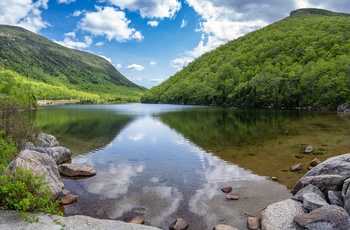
[{"left": 32, "top": 104, "right": 350, "bottom": 229}]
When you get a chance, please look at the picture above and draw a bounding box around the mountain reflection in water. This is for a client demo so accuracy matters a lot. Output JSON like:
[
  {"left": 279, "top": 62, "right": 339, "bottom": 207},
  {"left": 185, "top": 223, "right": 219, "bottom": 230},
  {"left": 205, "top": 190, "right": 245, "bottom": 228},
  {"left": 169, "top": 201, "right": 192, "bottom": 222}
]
[{"left": 36, "top": 104, "right": 342, "bottom": 229}]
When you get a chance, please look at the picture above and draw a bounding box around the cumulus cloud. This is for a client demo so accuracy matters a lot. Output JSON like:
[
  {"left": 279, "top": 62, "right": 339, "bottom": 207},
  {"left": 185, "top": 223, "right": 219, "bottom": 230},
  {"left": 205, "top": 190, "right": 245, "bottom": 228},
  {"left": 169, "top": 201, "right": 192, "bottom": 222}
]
[
  {"left": 96, "top": 41, "right": 104, "bottom": 46},
  {"left": 100, "top": 55, "right": 112, "bottom": 63},
  {"left": 54, "top": 35, "right": 92, "bottom": 50},
  {"left": 147, "top": 20, "right": 159, "bottom": 27},
  {"left": 126, "top": 64, "right": 145, "bottom": 71},
  {"left": 72, "top": 10, "right": 86, "bottom": 17},
  {"left": 107, "top": 0, "right": 181, "bottom": 19},
  {"left": 150, "top": 61, "right": 157, "bottom": 66},
  {"left": 128, "top": 77, "right": 142, "bottom": 81},
  {"left": 78, "top": 6, "right": 144, "bottom": 42},
  {"left": 149, "top": 78, "right": 164, "bottom": 83},
  {"left": 58, "top": 0, "right": 75, "bottom": 4},
  {"left": 0, "top": 0, "right": 49, "bottom": 33},
  {"left": 116, "top": 63, "right": 122, "bottom": 69}
]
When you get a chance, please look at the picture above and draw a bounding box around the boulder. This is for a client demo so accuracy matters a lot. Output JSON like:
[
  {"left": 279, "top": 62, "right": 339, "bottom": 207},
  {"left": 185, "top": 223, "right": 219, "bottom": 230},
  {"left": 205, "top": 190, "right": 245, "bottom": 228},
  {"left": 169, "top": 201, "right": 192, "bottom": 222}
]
[
  {"left": 290, "top": 163, "right": 303, "bottom": 172},
  {"left": 221, "top": 186, "right": 233, "bottom": 193},
  {"left": 36, "top": 132, "right": 59, "bottom": 147},
  {"left": 294, "top": 205, "right": 350, "bottom": 230},
  {"left": 247, "top": 216, "right": 260, "bottom": 230},
  {"left": 302, "top": 193, "right": 329, "bottom": 211},
  {"left": 60, "top": 194, "right": 77, "bottom": 205},
  {"left": 0, "top": 210, "right": 161, "bottom": 230},
  {"left": 169, "top": 218, "right": 189, "bottom": 230},
  {"left": 337, "top": 102, "right": 350, "bottom": 111},
  {"left": 21, "top": 142, "right": 34, "bottom": 150},
  {"left": 292, "top": 184, "right": 325, "bottom": 202},
  {"left": 214, "top": 224, "right": 238, "bottom": 230},
  {"left": 58, "top": 164, "right": 96, "bottom": 177},
  {"left": 261, "top": 199, "right": 307, "bottom": 230},
  {"left": 328, "top": 190, "right": 344, "bottom": 207},
  {"left": 310, "top": 158, "right": 321, "bottom": 166},
  {"left": 33, "top": 146, "right": 71, "bottom": 165},
  {"left": 293, "top": 153, "right": 350, "bottom": 194},
  {"left": 226, "top": 194, "right": 239, "bottom": 200},
  {"left": 7, "top": 150, "right": 64, "bottom": 201}
]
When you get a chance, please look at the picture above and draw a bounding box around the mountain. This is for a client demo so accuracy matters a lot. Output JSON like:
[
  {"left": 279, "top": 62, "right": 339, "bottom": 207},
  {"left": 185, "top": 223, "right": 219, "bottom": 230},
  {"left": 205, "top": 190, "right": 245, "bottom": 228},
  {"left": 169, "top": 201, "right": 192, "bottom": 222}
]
[
  {"left": 141, "top": 9, "right": 350, "bottom": 110},
  {"left": 0, "top": 25, "right": 145, "bottom": 103}
]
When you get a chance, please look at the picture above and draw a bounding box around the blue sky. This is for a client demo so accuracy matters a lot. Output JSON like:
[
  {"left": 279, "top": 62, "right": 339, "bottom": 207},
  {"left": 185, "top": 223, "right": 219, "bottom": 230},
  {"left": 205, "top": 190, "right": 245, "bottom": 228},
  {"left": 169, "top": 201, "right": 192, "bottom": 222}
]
[{"left": 1, "top": 0, "right": 350, "bottom": 88}]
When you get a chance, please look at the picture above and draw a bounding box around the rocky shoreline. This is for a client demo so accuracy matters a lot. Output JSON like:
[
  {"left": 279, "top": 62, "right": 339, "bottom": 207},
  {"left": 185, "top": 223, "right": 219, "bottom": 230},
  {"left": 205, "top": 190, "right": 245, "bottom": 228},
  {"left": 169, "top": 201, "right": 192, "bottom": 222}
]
[{"left": 3, "top": 132, "right": 350, "bottom": 229}]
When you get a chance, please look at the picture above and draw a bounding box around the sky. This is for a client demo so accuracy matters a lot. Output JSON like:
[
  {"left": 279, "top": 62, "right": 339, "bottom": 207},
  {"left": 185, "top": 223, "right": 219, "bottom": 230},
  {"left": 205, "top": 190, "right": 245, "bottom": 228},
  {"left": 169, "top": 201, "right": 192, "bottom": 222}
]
[{"left": 1, "top": 1, "right": 350, "bottom": 88}]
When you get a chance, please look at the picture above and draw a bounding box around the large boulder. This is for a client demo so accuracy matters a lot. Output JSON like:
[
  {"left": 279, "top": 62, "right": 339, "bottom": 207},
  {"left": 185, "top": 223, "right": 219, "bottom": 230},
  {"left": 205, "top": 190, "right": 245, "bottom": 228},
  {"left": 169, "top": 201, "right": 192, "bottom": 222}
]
[
  {"left": 36, "top": 132, "right": 59, "bottom": 148},
  {"left": 293, "top": 153, "right": 350, "bottom": 195},
  {"left": 58, "top": 164, "right": 96, "bottom": 177},
  {"left": 261, "top": 199, "right": 307, "bottom": 230},
  {"left": 294, "top": 205, "right": 350, "bottom": 230},
  {"left": 0, "top": 210, "right": 161, "bottom": 230},
  {"left": 33, "top": 146, "right": 71, "bottom": 165},
  {"left": 7, "top": 150, "right": 64, "bottom": 201}
]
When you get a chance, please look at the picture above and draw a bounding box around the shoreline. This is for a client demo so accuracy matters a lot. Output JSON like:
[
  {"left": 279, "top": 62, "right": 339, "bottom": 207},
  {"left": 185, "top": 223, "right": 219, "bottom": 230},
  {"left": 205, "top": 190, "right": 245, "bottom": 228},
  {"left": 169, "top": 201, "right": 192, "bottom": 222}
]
[{"left": 37, "top": 100, "right": 81, "bottom": 106}]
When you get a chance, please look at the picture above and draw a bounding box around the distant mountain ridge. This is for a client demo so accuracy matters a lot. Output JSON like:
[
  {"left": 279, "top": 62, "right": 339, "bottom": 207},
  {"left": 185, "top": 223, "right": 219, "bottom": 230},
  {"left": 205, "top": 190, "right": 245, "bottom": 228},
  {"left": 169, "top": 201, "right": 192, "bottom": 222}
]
[
  {"left": 142, "top": 8, "right": 350, "bottom": 110},
  {"left": 0, "top": 25, "right": 145, "bottom": 102}
]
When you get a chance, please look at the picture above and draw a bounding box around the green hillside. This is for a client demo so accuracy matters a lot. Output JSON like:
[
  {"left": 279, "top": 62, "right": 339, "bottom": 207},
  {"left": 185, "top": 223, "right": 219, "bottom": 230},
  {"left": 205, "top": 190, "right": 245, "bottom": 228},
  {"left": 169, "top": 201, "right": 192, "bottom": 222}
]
[
  {"left": 142, "top": 9, "right": 350, "bottom": 110},
  {"left": 0, "top": 25, "right": 145, "bottom": 103}
]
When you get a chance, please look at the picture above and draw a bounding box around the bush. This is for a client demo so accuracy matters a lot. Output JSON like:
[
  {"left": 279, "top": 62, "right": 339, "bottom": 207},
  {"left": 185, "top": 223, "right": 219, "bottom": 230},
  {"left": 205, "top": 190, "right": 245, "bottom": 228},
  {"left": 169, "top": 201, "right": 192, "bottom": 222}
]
[{"left": 0, "top": 167, "right": 61, "bottom": 215}]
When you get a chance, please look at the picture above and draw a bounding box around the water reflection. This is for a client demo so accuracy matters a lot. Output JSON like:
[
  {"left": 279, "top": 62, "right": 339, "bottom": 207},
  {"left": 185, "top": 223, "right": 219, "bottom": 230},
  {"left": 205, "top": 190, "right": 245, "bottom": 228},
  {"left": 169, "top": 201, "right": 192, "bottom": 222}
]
[{"left": 36, "top": 106, "right": 293, "bottom": 230}]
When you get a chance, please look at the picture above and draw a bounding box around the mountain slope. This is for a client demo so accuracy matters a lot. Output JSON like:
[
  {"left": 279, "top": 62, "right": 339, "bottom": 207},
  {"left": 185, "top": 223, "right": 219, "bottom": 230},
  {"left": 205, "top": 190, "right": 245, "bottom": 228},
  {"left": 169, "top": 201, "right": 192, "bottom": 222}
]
[
  {"left": 0, "top": 25, "right": 145, "bottom": 102},
  {"left": 142, "top": 9, "right": 350, "bottom": 109}
]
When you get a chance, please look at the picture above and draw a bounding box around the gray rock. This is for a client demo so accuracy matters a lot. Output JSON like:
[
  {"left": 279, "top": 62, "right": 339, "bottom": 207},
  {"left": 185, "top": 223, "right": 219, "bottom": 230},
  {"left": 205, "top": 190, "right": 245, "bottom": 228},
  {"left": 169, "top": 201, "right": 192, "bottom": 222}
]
[
  {"left": 337, "top": 102, "right": 350, "bottom": 111},
  {"left": 58, "top": 163, "right": 96, "bottom": 177},
  {"left": 22, "top": 142, "right": 34, "bottom": 150},
  {"left": 261, "top": 199, "right": 307, "bottom": 230},
  {"left": 328, "top": 190, "right": 344, "bottom": 207},
  {"left": 290, "top": 163, "right": 303, "bottom": 172},
  {"left": 0, "top": 210, "right": 161, "bottom": 230},
  {"left": 292, "top": 184, "right": 325, "bottom": 202},
  {"left": 302, "top": 193, "right": 329, "bottom": 211},
  {"left": 33, "top": 146, "right": 71, "bottom": 165},
  {"left": 36, "top": 132, "right": 59, "bottom": 147},
  {"left": 293, "top": 153, "right": 350, "bottom": 194},
  {"left": 342, "top": 177, "right": 350, "bottom": 197},
  {"left": 304, "top": 146, "right": 313, "bottom": 153},
  {"left": 294, "top": 205, "right": 350, "bottom": 230},
  {"left": 7, "top": 150, "right": 64, "bottom": 201}
]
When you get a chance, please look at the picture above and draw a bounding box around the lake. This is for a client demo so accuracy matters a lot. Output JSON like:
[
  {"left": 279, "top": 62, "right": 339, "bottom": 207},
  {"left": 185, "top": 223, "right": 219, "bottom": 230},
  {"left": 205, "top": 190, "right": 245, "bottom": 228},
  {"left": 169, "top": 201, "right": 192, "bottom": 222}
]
[{"left": 32, "top": 104, "right": 350, "bottom": 229}]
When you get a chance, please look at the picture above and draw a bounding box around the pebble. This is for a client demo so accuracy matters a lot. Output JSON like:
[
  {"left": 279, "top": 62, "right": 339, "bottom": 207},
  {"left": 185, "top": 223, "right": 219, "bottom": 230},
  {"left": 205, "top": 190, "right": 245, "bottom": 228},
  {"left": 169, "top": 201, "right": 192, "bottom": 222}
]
[
  {"left": 169, "top": 218, "right": 189, "bottom": 230},
  {"left": 221, "top": 186, "right": 233, "bottom": 193},
  {"left": 247, "top": 216, "right": 261, "bottom": 230},
  {"left": 226, "top": 194, "right": 239, "bottom": 200},
  {"left": 290, "top": 163, "right": 303, "bottom": 172}
]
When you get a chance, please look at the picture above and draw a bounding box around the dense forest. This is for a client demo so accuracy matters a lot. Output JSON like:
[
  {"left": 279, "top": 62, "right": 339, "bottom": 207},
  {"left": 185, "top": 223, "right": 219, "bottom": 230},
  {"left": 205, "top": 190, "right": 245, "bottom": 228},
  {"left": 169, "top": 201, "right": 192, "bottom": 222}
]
[
  {"left": 0, "top": 25, "right": 145, "bottom": 103},
  {"left": 142, "top": 9, "right": 350, "bottom": 110}
]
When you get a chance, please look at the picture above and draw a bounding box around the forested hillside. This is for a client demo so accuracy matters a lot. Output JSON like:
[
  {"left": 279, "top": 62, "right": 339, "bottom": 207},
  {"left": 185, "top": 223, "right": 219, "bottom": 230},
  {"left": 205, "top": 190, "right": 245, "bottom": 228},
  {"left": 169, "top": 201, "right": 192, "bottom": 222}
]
[
  {"left": 142, "top": 9, "right": 350, "bottom": 110},
  {"left": 0, "top": 25, "right": 145, "bottom": 103}
]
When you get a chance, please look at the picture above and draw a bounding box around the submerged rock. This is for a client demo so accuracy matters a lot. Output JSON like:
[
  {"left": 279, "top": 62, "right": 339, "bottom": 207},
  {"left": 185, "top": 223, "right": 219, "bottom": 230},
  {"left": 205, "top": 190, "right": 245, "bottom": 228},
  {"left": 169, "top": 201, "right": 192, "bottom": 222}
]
[
  {"left": 304, "top": 146, "right": 314, "bottom": 153},
  {"left": 60, "top": 194, "right": 77, "bottom": 205},
  {"left": 58, "top": 163, "right": 96, "bottom": 177},
  {"left": 214, "top": 224, "right": 238, "bottom": 230},
  {"left": 247, "top": 216, "right": 260, "bottom": 230},
  {"left": 169, "top": 218, "right": 189, "bottom": 230},
  {"left": 226, "top": 194, "right": 239, "bottom": 200},
  {"left": 290, "top": 163, "right": 303, "bottom": 172},
  {"left": 221, "top": 186, "right": 233, "bottom": 193}
]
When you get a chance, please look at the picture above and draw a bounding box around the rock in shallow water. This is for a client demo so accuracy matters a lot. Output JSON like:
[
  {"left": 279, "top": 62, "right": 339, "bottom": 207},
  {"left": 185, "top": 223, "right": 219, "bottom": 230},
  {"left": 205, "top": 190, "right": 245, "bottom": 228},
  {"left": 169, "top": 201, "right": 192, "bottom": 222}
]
[
  {"left": 290, "top": 163, "right": 303, "bottom": 172},
  {"left": 221, "top": 186, "right": 233, "bottom": 193},
  {"left": 58, "top": 163, "right": 96, "bottom": 177},
  {"left": 247, "top": 216, "right": 260, "bottom": 230},
  {"left": 214, "top": 224, "right": 238, "bottom": 230},
  {"left": 60, "top": 194, "right": 77, "bottom": 205},
  {"left": 169, "top": 218, "right": 189, "bottom": 230}
]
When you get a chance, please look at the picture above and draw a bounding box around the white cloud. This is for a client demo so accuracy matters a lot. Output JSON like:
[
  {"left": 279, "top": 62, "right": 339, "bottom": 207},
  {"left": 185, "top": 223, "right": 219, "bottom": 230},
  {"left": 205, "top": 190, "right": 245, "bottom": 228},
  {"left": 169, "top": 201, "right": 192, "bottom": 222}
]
[
  {"left": 78, "top": 6, "right": 144, "bottom": 42},
  {"left": 100, "top": 55, "right": 112, "bottom": 63},
  {"left": 128, "top": 133, "right": 145, "bottom": 141},
  {"left": 116, "top": 63, "right": 122, "bottom": 69},
  {"left": 149, "top": 78, "right": 164, "bottom": 83},
  {"left": 126, "top": 64, "right": 145, "bottom": 71},
  {"left": 147, "top": 20, "right": 159, "bottom": 27},
  {"left": 96, "top": 41, "right": 104, "bottom": 46},
  {"left": 72, "top": 10, "right": 86, "bottom": 17},
  {"left": 107, "top": 0, "right": 181, "bottom": 19},
  {"left": 64, "top": 31, "right": 76, "bottom": 38},
  {"left": 0, "top": 0, "right": 49, "bottom": 33},
  {"left": 150, "top": 61, "right": 157, "bottom": 66},
  {"left": 181, "top": 19, "right": 187, "bottom": 28},
  {"left": 129, "top": 77, "right": 142, "bottom": 81},
  {"left": 54, "top": 35, "right": 92, "bottom": 50},
  {"left": 58, "top": 0, "right": 75, "bottom": 4}
]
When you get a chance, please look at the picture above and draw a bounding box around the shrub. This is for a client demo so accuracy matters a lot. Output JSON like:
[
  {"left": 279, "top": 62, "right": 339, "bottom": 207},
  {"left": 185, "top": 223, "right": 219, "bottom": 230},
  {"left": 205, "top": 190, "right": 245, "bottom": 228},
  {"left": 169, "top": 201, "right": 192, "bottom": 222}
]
[{"left": 0, "top": 167, "right": 62, "bottom": 215}]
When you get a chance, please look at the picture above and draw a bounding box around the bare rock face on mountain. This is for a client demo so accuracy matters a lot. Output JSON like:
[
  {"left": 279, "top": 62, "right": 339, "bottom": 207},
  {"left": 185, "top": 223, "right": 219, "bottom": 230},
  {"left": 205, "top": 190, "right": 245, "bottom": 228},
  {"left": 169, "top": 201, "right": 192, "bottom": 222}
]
[{"left": 7, "top": 150, "right": 64, "bottom": 201}]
